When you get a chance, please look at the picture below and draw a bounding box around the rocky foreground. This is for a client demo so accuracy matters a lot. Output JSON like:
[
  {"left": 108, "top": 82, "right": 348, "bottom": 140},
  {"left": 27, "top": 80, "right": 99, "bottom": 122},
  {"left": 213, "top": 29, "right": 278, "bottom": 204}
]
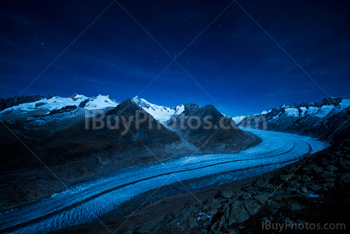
[{"left": 95, "top": 143, "right": 350, "bottom": 233}]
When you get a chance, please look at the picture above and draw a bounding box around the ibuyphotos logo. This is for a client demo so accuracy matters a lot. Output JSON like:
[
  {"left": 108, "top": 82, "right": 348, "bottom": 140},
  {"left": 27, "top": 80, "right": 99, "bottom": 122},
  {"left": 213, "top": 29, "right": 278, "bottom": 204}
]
[
  {"left": 84, "top": 110, "right": 267, "bottom": 135},
  {"left": 262, "top": 220, "right": 346, "bottom": 232}
]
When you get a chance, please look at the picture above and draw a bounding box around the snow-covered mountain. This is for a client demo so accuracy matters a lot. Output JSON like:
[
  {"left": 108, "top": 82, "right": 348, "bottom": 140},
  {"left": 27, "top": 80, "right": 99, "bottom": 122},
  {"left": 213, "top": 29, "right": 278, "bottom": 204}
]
[
  {"left": 0, "top": 94, "right": 189, "bottom": 124},
  {"left": 0, "top": 94, "right": 118, "bottom": 119},
  {"left": 239, "top": 97, "right": 350, "bottom": 141},
  {"left": 132, "top": 96, "right": 185, "bottom": 123}
]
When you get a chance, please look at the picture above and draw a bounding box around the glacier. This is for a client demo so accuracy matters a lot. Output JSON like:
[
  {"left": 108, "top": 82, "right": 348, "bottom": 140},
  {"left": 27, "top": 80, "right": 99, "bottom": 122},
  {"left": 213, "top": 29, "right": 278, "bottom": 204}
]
[{"left": 0, "top": 128, "right": 328, "bottom": 233}]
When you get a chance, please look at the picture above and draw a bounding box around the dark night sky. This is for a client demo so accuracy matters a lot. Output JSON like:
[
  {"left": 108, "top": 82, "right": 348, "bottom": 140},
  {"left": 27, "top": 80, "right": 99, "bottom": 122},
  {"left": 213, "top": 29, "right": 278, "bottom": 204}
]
[{"left": 0, "top": 0, "right": 349, "bottom": 116}]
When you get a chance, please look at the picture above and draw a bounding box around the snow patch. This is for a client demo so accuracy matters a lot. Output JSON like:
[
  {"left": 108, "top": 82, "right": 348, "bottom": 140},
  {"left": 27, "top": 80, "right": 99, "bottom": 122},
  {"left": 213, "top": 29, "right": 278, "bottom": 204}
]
[
  {"left": 307, "top": 106, "right": 319, "bottom": 115},
  {"left": 232, "top": 116, "right": 245, "bottom": 124},
  {"left": 314, "top": 105, "right": 335, "bottom": 118},
  {"left": 284, "top": 108, "right": 299, "bottom": 117},
  {"left": 339, "top": 99, "right": 350, "bottom": 110},
  {"left": 84, "top": 95, "right": 118, "bottom": 110},
  {"left": 132, "top": 96, "right": 184, "bottom": 123}
]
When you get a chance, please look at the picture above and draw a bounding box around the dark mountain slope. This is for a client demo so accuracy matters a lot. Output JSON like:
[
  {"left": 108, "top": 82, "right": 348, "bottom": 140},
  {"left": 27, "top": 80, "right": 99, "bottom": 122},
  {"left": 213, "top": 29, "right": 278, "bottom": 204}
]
[{"left": 171, "top": 104, "right": 260, "bottom": 153}]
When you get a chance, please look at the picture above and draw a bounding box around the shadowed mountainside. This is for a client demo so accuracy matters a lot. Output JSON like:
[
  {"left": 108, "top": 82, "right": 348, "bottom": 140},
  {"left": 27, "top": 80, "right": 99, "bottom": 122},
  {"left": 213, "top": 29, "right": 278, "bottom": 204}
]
[{"left": 169, "top": 104, "right": 260, "bottom": 153}]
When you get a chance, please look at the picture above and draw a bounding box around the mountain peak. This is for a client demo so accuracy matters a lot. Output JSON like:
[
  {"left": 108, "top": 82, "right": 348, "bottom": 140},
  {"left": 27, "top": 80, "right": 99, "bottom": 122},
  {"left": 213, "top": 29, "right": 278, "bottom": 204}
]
[{"left": 131, "top": 97, "right": 185, "bottom": 123}]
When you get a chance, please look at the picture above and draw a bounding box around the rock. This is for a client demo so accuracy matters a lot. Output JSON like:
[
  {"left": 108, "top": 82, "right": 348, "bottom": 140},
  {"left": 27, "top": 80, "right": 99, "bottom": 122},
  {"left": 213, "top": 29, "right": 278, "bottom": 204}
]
[
  {"left": 319, "top": 158, "right": 329, "bottom": 167},
  {"left": 301, "top": 187, "right": 308, "bottom": 193},
  {"left": 302, "top": 175, "right": 312, "bottom": 182},
  {"left": 287, "top": 179, "right": 300, "bottom": 187},
  {"left": 211, "top": 221, "right": 220, "bottom": 231},
  {"left": 255, "top": 176, "right": 269, "bottom": 187},
  {"left": 223, "top": 207, "right": 230, "bottom": 220},
  {"left": 287, "top": 202, "right": 302, "bottom": 211},
  {"left": 219, "top": 215, "right": 227, "bottom": 229},
  {"left": 326, "top": 177, "right": 336, "bottom": 183},
  {"left": 189, "top": 217, "right": 197, "bottom": 228},
  {"left": 180, "top": 203, "right": 193, "bottom": 218},
  {"left": 337, "top": 160, "right": 350, "bottom": 170},
  {"left": 312, "top": 166, "right": 323, "bottom": 174},
  {"left": 164, "top": 213, "right": 175, "bottom": 223},
  {"left": 278, "top": 216, "right": 291, "bottom": 222},
  {"left": 279, "top": 174, "right": 294, "bottom": 181},
  {"left": 246, "top": 186, "right": 258, "bottom": 195},
  {"left": 334, "top": 151, "right": 343, "bottom": 157},
  {"left": 302, "top": 164, "right": 315, "bottom": 172},
  {"left": 244, "top": 199, "right": 260, "bottom": 216},
  {"left": 343, "top": 147, "right": 350, "bottom": 152},
  {"left": 221, "top": 189, "right": 234, "bottom": 199},
  {"left": 341, "top": 173, "right": 350, "bottom": 184},
  {"left": 254, "top": 193, "right": 269, "bottom": 204},
  {"left": 207, "top": 199, "right": 221, "bottom": 214},
  {"left": 233, "top": 191, "right": 245, "bottom": 199},
  {"left": 320, "top": 171, "right": 336, "bottom": 182},
  {"left": 326, "top": 165, "right": 338, "bottom": 172},
  {"left": 229, "top": 201, "right": 250, "bottom": 224},
  {"left": 214, "top": 191, "right": 222, "bottom": 199},
  {"left": 266, "top": 200, "right": 280, "bottom": 214},
  {"left": 213, "top": 230, "right": 225, "bottom": 234},
  {"left": 285, "top": 186, "right": 298, "bottom": 194},
  {"left": 241, "top": 192, "right": 251, "bottom": 200},
  {"left": 309, "top": 184, "right": 322, "bottom": 192},
  {"left": 296, "top": 189, "right": 303, "bottom": 195}
]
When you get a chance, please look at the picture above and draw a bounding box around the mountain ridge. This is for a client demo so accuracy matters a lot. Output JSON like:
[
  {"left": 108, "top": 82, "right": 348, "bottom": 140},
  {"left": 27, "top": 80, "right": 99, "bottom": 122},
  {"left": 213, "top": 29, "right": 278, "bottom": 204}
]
[{"left": 238, "top": 97, "right": 350, "bottom": 144}]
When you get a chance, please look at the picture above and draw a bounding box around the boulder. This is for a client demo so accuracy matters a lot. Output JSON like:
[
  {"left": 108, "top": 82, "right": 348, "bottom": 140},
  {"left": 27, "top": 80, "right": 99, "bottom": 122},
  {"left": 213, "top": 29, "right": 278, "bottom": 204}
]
[
  {"left": 229, "top": 201, "right": 250, "bottom": 224},
  {"left": 312, "top": 166, "right": 323, "bottom": 174},
  {"left": 244, "top": 199, "right": 261, "bottom": 216},
  {"left": 255, "top": 176, "right": 269, "bottom": 187},
  {"left": 326, "top": 165, "right": 338, "bottom": 172},
  {"left": 286, "top": 186, "right": 298, "bottom": 194},
  {"left": 302, "top": 175, "right": 312, "bottom": 182},
  {"left": 223, "top": 207, "right": 230, "bottom": 220},
  {"left": 318, "top": 158, "right": 329, "bottom": 167},
  {"left": 337, "top": 160, "right": 350, "bottom": 170},
  {"left": 211, "top": 220, "right": 220, "bottom": 231},
  {"left": 320, "top": 171, "right": 336, "bottom": 182},
  {"left": 287, "top": 202, "right": 302, "bottom": 211},
  {"left": 279, "top": 174, "right": 294, "bottom": 181},
  {"left": 254, "top": 192, "right": 269, "bottom": 204},
  {"left": 266, "top": 200, "right": 280, "bottom": 214},
  {"left": 309, "top": 184, "right": 322, "bottom": 192},
  {"left": 221, "top": 189, "right": 234, "bottom": 199},
  {"left": 207, "top": 199, "right": 221, "bottom": 214},
  {"left": 341, "top": 173, "right": 350, "bottom": 184}
]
